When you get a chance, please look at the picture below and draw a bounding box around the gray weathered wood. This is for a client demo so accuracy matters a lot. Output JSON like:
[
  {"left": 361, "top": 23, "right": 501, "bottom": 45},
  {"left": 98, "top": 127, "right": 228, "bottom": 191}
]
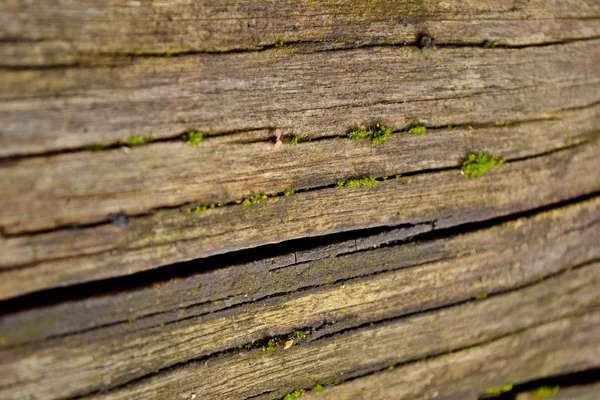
[
  {"left": 299, "top": 312, "right": 600, "bottom": 400},
  {"left": 1, "top": 139, "right": 598, "bottom": 300},
  {"left": 1, "top": 196, "right": 597, "bottom": 348},
  {"left": 1, "top": 40, "right": 598, "bottom": 157},
  {"left": 1, "top": 104, "right": 597, "bottom": 235},
  {"left": 1, "top": 219, "right": 597, "bottom": 399},
  {"left": 1, "top": 0, "right": 599, "bottom": 67},
  {"left": 84, "top": 267, "right": 600, "bottom": 400}
]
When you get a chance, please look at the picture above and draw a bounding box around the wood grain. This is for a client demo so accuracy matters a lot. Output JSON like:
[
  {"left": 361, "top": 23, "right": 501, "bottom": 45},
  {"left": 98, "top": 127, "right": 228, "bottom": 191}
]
[
  {"left": 1, "top": 195, "right": 598, "bottom": 348},
  {"left": 84, "top": 266, "right": 600, "bottom": 400},
  {"left": 1, "top": 0, "right": 599, "bottom": 67},
  {"left": 1, "top": 103, "right": 598, "bottom": 235},
  {"left": 299, "top": 312, "right": 600, "bottom": 400},
  {"left": 1, "top": 209, "right": 598, "bottom": 399},
  {"left": 1, "top": 138, "right": 599, "bottom": 300},
  {"left": 1, "top": 40, "right": 598, "bottom": 157}
]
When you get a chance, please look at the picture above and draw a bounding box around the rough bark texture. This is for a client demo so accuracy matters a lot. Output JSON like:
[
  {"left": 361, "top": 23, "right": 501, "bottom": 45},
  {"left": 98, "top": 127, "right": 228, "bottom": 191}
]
[{"left": 1, "top": 1, "right": 599, "bottom": 400}]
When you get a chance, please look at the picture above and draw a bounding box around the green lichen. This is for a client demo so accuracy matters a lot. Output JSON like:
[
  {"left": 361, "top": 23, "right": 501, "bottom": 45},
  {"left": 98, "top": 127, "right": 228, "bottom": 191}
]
[
  {"left": 387, "top": 365, "right": 395, "bottom": 371},
  {"left": 475, "top": 293, "right": 488, "bottom": 300},
  {"left": 292, "top": 329, "right": 307, "bottom": 341},
  {"left": 312, "top": 384, "right": 324, "bottom": 392},
  {"left": 284, "top": 189, "right": 295, "bottom": 197},
  {"left": 182, "top": 131, "right": 203, "bottom": 146},
  {"left": 243, "top": 194, "right": 268, "bottom": 207},
  {"left": 262, "top": 339, "right": 276, "bottom": 354},
  {"left": 461, "top": 153, "right": 505, "bottom": 180},
  {"left": 348, "top": 123, "right": 392, "bottom": 145},
  {"left": 126, "top": 136, "right": 150, "bottom": 147},
  {"left": 336, "top": 177, "right": 378, "bottom": 189},
  {"left": 409, "top": 126, "right": 427, "bottom": 135},
  {"left": 485, "top": 384, "right": 513, "bottom": 396},
  {"left": 282, "top": 389, "right": 305, "bottom": 400},
  {"left": 532, "top": 386, "right": 560, "bottom": 399},
  {"left": 274, "top": 40, "right": 285, "bottom": 48}
]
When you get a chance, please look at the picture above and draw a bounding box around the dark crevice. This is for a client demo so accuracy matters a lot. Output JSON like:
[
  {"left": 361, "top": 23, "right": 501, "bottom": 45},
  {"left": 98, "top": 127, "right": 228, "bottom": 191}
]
[
  {"left": 483, "top": 368, "right": 600, "bottom": 399},
  {"left": 1, "top": 189, "right": 598, "bottom": 351},
  {"left": 66, "top": 260, "right": 600, "bottom": 400},
  {"left": 4, "top": 35, "right": 599, "bottom": 72}
]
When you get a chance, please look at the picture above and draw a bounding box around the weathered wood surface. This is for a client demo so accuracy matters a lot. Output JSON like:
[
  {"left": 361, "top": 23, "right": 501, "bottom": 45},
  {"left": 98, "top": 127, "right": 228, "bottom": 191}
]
[
  {"left": 1, "top": 0, "right": 599, "bottom": 67},
  {"left": 1, "top": 138, "right": 599, "bottom": 300},
  {"left": 297, "top": 312, "right": 600, "bottom": 400},
  {"left": 516, "top": 383, "right": 600, "bottom": 400},
  {"left": 1, "top": 39, "right": 599, "bottom": 158},
  {"left": 1, "top": 103, "right": 598, "bottom": 235},
  {"left": 1, "top": 2, "right": 600, "bottom": 400},
  {"left": 1, "top": 199, "right": 598, "bottom": 400}
]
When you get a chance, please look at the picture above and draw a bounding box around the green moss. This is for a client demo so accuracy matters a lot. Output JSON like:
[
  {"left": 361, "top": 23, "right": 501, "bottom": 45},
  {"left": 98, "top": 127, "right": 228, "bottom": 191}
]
[
  {"left": 532, "top": 386, "right": 560, "bottom": 399},
  {"left": 284, "top": 189, "right": 295, "bottom": 197},
  {"left": 348, "top": 123, "right": 392, "bottom": 145},
  {"left": 387, "top": 365, "right": 395, "bottom": 371},
  {"left": 312, "top": 384, "right": 324, "bottom": 393},
  {"left": 475, "top": 293, "right": 488, "bottom": 300},
  {"left": 186, "top": 203, "right": 217, "bottom": 213},
  {"left": 409, "top": 125, "right": 427, "bottom": 135},
  {"left": 292, "top": 329, "right": 307, "bottom": 341},
  {"left": 262, "top": 339, "right": 276, "bottom": 354},
  {"left": 461, "top": 153, "right": 505, "bottom": 180},
  {"left": 485, "top": 384, "right": 513, "bottom": 396},
  {"left": 182, "top": 131, "right": 203, "bottom": 146},
  {"left": 274, "top": 40, "right": 285, "bottom": 48},
  {"left": 336, "top": 176, "right": 378, "bottom": 189},
  {"left": 243, "top": 194, "right": 268, "bottom": 207},
  {"left": 126, "top": 136, "right": 150, "bottom": 147},
  {"left": 283, "top": 389, "right": 305, "bottom": 400},
  {"left": 281, "top": 135, "right": 299, "bottom": 146}
]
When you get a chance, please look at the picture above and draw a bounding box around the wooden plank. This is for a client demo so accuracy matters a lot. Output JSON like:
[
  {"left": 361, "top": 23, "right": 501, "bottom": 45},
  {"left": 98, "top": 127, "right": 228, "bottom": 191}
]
[
  {"left": 1, "top": 217, "right": 598, "bottom": 400},
  {"left": 1, "top": 40, "right": 598, "bottom": 157},
  {"left": 298, "top": 312, "right": 600, "bottom": 400},
  {"left": 1, "top": 195, "right": 597, "bottom": 348},
  {"left": 1, "top": 0, "right": 599, "bottom": 67},
  {"left": 516, "top": 383, "right": 600, "bottom": 400},
  {"left": 1, "top": 138, "right": 599, "bottom": 300},
  {"left": 78, "top": 265, "right": 600, "bottom": 400},
  {"left": 1, "top": 103, "right": 598, "bottom": 235}
]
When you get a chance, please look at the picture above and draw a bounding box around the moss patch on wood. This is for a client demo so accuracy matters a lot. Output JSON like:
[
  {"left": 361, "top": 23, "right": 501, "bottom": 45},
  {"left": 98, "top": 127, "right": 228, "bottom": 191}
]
[
  {"left": 484, "top": 383, "right": 513, "bottom": 396},
  {"left": 461, "top": 153, "right": 505, "bottom": 180},
  {"left": 282, "top": 389, "right": 305, "bottom": 400},
  {"left": 532, "top": 386, "right": 560, "bottom": 399},
  {"left": 182, "top": 131, "right": 203, "bottom": 146},
  {"left": 348, "top": 123, "right": 392, "bottom": 145},
  {"left": 336, "top": 176, "right": 378, "bottom": 189},
  {"left": 126, "top": 136, "right": 150, "bottom": 147},
  {"left": 409, "top": 125, "right": 427, "bottom": 135},
  {"left": 243, "top": 194, "right": 268, "bottom": 207}
]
